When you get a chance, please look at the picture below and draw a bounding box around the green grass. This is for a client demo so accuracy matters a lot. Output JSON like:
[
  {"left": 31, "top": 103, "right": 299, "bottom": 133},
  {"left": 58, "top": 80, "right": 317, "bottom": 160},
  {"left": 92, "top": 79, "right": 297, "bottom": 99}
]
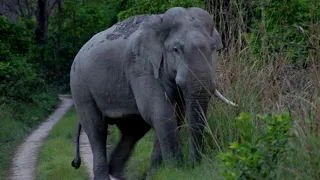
[
  {"left": 107, "top": 126, "right": 223, "bottom": 180},
  {"left": 123, "top": 131, "right": 153, "bottom": 180},
  {"left": 153, "top": 162, "right": 222, "bottom": 180},
  {"left": 37, "top": 108, "right": 89, "bottom": 180},
  {"left": 0, "top": 92, "right": 59, "bottom": 178}
]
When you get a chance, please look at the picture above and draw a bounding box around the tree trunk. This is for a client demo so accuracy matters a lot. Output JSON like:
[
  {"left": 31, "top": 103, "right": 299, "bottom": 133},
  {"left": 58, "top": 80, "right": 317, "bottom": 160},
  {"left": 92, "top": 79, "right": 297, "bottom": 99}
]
[
  {"left": 35, "top": 0, "right": 46, "bottom": 45},
  {"left": 17, "top": 0, "right": 25, "bottom": 17},
  {"left": 56, "top": 0, "right": 62, "bottom": 53},
  {"left": 35, "top": 0, "right": 47, "bottom": 62},
  {"left": 72, "top": 9, "right": 76, "bottom": 46},
  {"left": 24, "top": 0, "right": 32, "bottom": 18}
]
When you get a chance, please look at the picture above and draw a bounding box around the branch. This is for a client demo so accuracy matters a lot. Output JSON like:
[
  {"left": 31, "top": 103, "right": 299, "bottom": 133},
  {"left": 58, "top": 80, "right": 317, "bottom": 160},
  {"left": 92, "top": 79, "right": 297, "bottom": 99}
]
[
  {"left": 46, "top": 0, "right": 57, "bottom": 17},
  {"left": 24, "top": 0, "right": 32, "bottom": 18},
  {"left": 17, "top": 0, "right": 25, "bottom": 17},
  {"left": 1, "top": 0, "right": 20, "bottom": 15}
]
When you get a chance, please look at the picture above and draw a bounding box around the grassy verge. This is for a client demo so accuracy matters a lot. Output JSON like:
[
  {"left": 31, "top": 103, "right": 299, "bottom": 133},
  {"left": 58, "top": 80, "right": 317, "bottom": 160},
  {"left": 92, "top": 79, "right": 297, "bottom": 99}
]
[
  {"left": 109, "top": 127, "right": 223, "bottom": 180},
  {"left": 153, "top": 162, "right": 222, "bottom": 180},
  {"left": 37, "top": 108, "right": 89, "bottom": 180},
  {"left": 0, "top": 91, "right": 59, "bottom": 178},
  {"left": 123, "top": 131, "right": 153, "bottom": 180}
]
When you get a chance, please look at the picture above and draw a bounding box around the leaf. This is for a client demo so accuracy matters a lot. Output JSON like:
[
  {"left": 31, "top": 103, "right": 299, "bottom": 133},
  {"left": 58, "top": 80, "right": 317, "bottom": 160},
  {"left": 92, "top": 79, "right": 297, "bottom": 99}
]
[{"left": 230, "top": 142, "right": 240, "bottom": 149}]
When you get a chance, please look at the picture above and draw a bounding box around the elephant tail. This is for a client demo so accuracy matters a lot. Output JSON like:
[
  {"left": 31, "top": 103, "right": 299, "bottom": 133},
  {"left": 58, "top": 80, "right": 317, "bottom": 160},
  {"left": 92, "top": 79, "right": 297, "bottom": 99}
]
[
  {"left": 71, "top": 122, "right": 82, "bottom": 169},
  {"left": 214, "top": 89, "right": 238, "bottom": 107}
]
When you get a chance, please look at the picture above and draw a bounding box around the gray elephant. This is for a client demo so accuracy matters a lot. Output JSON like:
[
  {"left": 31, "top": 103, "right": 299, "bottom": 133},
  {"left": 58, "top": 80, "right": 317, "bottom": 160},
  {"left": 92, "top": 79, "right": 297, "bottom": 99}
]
[{"left": 70, "top": 7, "right": 236, "bottom": 180}]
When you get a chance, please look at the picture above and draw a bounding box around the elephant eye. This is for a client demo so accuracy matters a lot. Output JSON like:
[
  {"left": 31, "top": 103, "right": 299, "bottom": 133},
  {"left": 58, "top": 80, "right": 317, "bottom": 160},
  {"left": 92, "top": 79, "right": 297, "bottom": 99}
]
[{"left": 173, "top": 46, "right": 179, "bottom": 52}]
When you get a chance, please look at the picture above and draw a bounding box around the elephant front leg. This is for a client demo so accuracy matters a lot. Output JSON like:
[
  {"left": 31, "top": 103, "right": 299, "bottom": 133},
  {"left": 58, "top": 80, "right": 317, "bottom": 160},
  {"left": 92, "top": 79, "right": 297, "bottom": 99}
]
[
  {"left": 146, "top": 136, "right": 162, "bottom": 180},
  {"left": 146, "top": 102, "right": 185, "bottom": 180},
  {"left": 152, "top": 111, "right": 183, "bottom": 167},
  {"left": 130, "top": 77, "right": 183, "bottom": 173}
]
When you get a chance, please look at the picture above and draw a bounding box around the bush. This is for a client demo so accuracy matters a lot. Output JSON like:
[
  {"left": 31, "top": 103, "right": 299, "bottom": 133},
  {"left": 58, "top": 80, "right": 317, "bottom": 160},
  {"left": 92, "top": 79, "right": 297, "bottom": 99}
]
[
  {"left": 0, "top": 16, "right": 45, "bottom": 102},
  {"left": 218, "top": 112, "right": 292, "bottom": 180},
  {"left": 248, "top": 0, "right": 312, "bottom": 66}
]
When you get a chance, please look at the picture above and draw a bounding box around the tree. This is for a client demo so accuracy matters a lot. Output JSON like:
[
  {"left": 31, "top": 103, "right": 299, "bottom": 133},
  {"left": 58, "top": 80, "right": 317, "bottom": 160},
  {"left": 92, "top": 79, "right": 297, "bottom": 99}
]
[
  {"left": 56, "top": 0, "right": 62, "bottom": 52},
  {"left": 35, "top": 0, "right": 47, "bottom": 46}
]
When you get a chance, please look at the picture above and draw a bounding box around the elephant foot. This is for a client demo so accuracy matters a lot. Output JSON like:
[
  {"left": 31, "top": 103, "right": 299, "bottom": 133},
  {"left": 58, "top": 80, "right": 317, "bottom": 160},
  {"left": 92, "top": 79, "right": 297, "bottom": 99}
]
[
  {"left": 110, "top": 174, "right": 121, "bottom": 180},
  {"left": 145, "top": 165, "right": 158, "bottom": 180},
  {"left": 93, "top": 172, "right": 111, "bottom": 180},
  {"left": 71, "top": 157, "right": 81, "bottom": 169},
  {"left": 109, "top": 172, "right": 125, "bottom": 180}
]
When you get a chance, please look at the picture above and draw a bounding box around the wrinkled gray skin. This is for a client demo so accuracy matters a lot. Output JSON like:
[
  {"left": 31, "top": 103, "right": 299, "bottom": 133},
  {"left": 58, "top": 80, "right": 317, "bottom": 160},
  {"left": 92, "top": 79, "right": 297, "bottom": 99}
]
[{"left": 70, "top": 7, "right": 236, "bottom": 180}]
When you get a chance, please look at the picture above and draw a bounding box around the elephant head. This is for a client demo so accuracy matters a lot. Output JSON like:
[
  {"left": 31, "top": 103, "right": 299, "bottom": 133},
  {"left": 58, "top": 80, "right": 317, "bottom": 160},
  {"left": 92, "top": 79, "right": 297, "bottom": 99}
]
[{"left": 133, "top": 7, "right": 236, "bottom": 164}]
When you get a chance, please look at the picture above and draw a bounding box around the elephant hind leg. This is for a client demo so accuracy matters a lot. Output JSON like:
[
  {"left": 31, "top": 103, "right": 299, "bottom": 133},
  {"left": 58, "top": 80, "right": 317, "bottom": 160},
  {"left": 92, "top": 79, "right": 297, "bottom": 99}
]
[
  {"left": 146, "top": 136, "right": 162, "bottom": 180},
  {"left": 108, "top": 116, "right": 150, "bottom": 179},
  {"left": 74, "top": 100, "right": 109, "bottom": 180}
]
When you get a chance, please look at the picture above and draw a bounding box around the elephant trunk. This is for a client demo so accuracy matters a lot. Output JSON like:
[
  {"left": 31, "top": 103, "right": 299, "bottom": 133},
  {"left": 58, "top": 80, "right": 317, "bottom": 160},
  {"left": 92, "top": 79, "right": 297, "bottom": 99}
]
[{"left": 184, "top": 89, "right": 210, "bottom": 165}]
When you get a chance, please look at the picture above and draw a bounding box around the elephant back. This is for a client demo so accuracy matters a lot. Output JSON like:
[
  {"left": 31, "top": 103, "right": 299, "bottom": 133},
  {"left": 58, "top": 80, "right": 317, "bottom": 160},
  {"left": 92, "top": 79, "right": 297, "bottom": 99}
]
[{"left": 105, "top": 15, "right": 154, "bottom": 41}]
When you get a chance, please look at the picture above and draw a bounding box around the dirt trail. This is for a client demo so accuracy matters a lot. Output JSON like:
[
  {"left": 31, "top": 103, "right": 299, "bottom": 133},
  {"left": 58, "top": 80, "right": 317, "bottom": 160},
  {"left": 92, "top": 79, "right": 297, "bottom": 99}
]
[
  {"left": 9, "top": 94, "right": 117, "bottom": 180},
  {"left": 9, "top": 95, "right": 73, "bottom": 180}
]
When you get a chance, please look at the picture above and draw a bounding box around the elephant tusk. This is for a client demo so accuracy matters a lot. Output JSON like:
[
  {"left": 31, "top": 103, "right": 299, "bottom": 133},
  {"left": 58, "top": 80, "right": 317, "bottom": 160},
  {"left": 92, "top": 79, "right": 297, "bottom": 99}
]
[
  {"left": 110, "top": 175, "right": 119, "bottom": 180},
  {"left": 214, "top": 89, "right": 238, "bottom": 107}
]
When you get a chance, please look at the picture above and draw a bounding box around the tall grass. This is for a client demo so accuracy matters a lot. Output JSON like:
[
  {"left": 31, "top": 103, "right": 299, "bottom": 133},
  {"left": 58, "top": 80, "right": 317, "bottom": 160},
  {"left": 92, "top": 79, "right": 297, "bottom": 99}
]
[{"left": 203, "top": 0, "right": 320, "bottom": 179}]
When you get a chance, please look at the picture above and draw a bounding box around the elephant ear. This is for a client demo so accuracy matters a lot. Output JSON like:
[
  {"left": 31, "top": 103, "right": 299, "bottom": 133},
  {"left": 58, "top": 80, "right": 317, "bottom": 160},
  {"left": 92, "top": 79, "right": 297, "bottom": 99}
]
[
  {"left": 211, "top": 27, "right": 223, "bottom": 50},
  {"left": 132, "top": 15, "right": 166, "bottom": 79}
]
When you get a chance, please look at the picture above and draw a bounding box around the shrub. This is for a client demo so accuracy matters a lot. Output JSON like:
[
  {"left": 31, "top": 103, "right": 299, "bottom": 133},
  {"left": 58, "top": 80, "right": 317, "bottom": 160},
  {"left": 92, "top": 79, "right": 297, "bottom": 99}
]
[
  {"left": 218, "top": 112, "right": 292, "bottom": 180},
  {"left": 0, "top": 16, "right": 45, "bottom": 102}
]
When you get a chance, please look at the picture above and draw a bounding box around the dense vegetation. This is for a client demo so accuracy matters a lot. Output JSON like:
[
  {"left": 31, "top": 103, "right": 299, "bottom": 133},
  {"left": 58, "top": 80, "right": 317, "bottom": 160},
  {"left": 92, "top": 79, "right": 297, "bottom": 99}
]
[
  {"left": 0, "top": 15, "right": 58, "bottom": 177},
  {"left": 1, "top": 0, "right": 319, "bottom": 179}
]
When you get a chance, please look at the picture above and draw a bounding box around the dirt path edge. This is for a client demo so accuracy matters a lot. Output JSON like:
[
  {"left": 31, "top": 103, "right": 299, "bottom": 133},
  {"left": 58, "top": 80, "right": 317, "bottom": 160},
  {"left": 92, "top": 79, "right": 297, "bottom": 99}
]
[{"left": 9, "top": 95, "right": 73, "bottom": 180}]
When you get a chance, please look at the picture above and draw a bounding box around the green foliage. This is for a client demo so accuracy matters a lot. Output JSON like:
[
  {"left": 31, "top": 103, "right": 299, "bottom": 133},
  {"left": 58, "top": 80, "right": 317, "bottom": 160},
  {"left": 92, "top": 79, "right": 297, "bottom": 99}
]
[
  {"left": 0, "top": 14, "right": 60, "bottom": 178},
  {"left": 218, "top": 112, "right": 292, "bottom": 180},
  {"left": 248, "top": 0, "right": 312, "bottom": 66},
  {"left": 117, "top": 0, "right": 204, "bottom": 20},
  {"left": 0, "top": 16, "right": 35, "bottom": 57},
  {"left": 0, "top": 16, "right": 44, "bottom": 101},
  {"left": 0, "top": 91, "right": 58, "bottom": 178},
  {"left": 152, "top": 161, "right": 223, "bottom": 180}
]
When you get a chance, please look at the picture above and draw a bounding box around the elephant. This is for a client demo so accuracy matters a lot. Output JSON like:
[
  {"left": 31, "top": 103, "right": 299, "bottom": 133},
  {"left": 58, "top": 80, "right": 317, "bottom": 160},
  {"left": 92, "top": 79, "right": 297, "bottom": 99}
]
[{"left": 70, "top": 6, "right": 237, "bottom": 180}]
